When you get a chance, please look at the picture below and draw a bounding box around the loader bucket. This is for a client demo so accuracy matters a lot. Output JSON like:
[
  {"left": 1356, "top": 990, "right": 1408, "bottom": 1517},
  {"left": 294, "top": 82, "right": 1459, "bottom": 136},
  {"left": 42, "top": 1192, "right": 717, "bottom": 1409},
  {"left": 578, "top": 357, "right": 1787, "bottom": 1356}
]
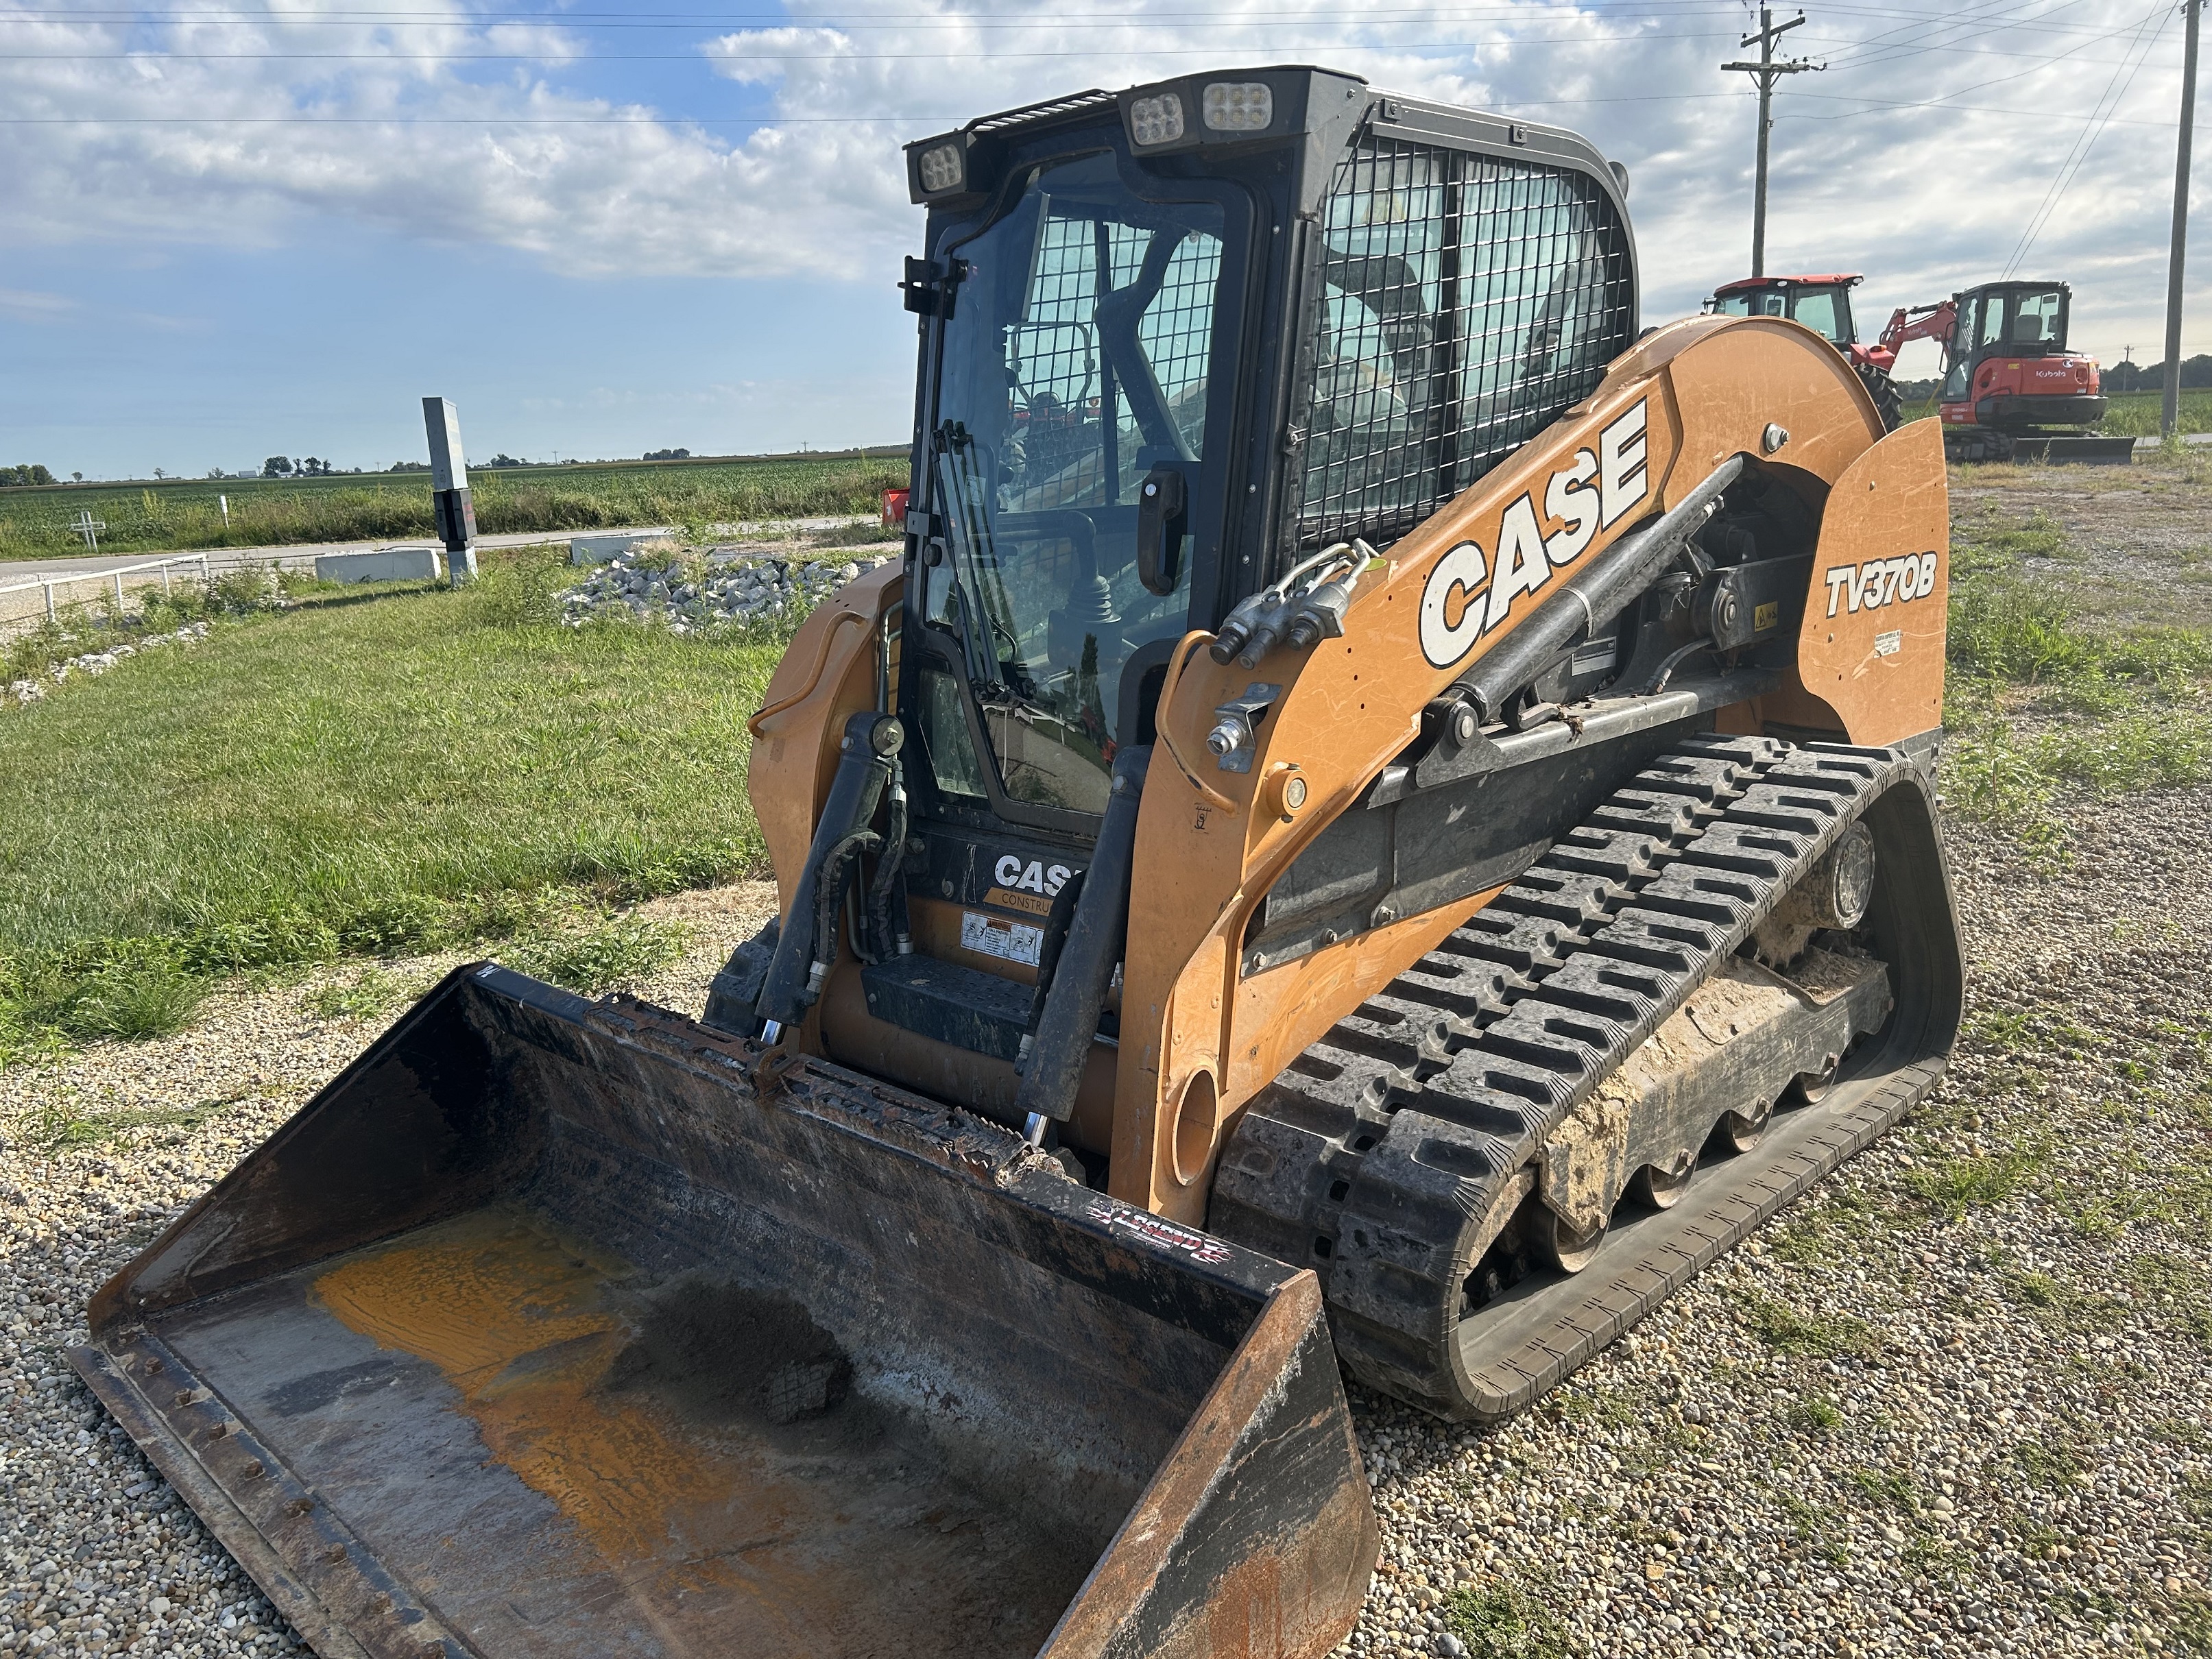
[{"left": 73, "top": 966, "right": 1376, "bottom": 1659}]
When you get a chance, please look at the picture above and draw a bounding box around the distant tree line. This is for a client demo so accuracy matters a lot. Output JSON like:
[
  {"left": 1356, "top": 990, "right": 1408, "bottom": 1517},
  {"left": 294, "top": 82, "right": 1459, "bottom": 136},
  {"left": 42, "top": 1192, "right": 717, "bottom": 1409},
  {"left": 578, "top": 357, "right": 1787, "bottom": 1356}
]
[
  {"left": 2, "top": 463, "right": 56, "bottom": 487},
  {"left": 644, "top": 448, "right": 692, "bottom": 461},
  {"left": 263, "top": 456, "right": 345, "bottom": 478},
  {"left": 1886, "top": 358, "right": 2212, "bottom": 404},
  {"left": 2102, "top": 354, "right": 2212, "bottom": 393}
]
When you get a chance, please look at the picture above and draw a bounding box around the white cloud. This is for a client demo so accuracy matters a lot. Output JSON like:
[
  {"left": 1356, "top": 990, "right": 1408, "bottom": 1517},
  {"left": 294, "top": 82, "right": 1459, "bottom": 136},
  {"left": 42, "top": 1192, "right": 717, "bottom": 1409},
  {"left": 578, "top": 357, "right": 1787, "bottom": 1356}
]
[{"left": 1, "top": 0, "right": 2202, "bottom": 359}]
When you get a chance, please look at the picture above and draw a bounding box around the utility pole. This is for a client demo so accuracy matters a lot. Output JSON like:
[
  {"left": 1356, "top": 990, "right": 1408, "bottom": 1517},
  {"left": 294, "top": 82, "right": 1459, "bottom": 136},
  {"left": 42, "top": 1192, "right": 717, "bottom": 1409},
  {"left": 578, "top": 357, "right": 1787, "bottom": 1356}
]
[
  {"left": 1724, "top": 9, "right": 1823, "bottom": 278},
  {"left": 2165, "top": 0, "right": 2202, "bottom": 439}
]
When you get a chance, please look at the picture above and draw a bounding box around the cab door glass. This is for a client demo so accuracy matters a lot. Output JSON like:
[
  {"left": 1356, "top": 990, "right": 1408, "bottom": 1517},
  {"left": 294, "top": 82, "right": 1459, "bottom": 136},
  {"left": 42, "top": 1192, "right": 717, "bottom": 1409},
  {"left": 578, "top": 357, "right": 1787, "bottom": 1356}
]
[
  {"left": 925, "top": 149, "right": 1231, "bottom": 818},
  {"left": 2012, "top": 289, "right": 2063, "bottom": 348},
  {"left": 1789, "top": 288, "right": 1842, "bottom": 345}
]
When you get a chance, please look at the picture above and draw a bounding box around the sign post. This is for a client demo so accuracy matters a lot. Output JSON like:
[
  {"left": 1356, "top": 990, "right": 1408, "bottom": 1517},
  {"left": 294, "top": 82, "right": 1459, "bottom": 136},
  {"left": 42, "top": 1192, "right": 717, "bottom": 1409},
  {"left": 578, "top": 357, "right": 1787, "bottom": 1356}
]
[{"left": 422, "top": 397, "right": 478, "bottom": 586}]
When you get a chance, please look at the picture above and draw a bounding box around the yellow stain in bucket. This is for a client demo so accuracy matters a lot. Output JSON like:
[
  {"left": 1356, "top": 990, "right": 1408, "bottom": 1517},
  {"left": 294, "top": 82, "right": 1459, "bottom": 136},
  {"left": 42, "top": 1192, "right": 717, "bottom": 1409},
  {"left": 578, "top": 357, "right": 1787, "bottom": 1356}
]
[{"left": 313, "top": 1209, "right": 753, "bottom": 1569}]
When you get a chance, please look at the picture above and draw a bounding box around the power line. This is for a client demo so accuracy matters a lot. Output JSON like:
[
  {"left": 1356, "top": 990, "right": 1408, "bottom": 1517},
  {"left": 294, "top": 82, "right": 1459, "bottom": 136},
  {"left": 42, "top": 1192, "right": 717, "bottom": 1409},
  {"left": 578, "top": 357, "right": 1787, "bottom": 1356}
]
[
  {"left": 0, "top": 1, "right": 2161, "bottom": 32},
  {"left": 1796, "top": 0, "right": 2170, "bottom": 120},
  {"left": 0, "top": 87, "right": 2180, "bottom": 125},
  {"left": 2000, "top": 0, "right": 2173, "bottom": 277}
]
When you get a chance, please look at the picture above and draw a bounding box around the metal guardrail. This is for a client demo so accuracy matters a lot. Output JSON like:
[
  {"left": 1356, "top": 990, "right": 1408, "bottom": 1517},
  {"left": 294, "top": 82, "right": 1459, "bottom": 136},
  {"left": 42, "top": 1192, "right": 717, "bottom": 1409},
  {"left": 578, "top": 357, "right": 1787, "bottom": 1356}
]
[{"left": 0, "top": 554, "right": 213, "bottom": 624}]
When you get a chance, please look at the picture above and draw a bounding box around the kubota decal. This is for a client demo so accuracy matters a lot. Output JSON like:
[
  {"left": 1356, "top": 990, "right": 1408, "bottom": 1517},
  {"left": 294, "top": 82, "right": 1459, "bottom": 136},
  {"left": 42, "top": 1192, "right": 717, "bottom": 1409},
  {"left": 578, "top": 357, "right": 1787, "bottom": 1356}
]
[
  {"left": 1823, "top": 551, "right": 1940, "bottom": 618},
  {"left": 1419, "top": 398, "right": 1650, "bottom": 670}
]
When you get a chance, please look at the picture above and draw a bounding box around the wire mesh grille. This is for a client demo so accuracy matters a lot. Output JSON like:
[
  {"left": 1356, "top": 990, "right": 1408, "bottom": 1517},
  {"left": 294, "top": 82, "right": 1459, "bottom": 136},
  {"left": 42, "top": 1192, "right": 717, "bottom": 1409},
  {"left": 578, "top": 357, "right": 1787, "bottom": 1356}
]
[
  {"left": 1004, "top": 213, "right": 1221, "bottom": 507},
  {"left": 1294, "top": 136, "right": 1634, "bottom": 552}
]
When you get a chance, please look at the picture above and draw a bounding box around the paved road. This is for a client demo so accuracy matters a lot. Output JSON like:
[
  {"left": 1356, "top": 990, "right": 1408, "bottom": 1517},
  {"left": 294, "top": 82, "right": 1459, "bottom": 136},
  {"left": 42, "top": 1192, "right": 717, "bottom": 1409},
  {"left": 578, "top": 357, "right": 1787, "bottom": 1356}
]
[{"left": 0, "top": 527, "right": 668, "bottom": 586}]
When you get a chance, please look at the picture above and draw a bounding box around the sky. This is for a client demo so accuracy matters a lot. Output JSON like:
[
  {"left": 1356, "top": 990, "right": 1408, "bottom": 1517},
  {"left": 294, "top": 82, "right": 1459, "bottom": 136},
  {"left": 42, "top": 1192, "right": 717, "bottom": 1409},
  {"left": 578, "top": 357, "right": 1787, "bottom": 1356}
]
[{"left": 1, "top": 0, "right": 2203, "bottom": 480}]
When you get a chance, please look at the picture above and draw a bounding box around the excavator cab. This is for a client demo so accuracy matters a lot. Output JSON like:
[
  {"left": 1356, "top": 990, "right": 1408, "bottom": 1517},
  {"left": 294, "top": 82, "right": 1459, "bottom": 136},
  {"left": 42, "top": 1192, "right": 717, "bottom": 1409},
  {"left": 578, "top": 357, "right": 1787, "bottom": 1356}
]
[{"left": 1936, "top": 281, "right": 2113, "bottom": 461}]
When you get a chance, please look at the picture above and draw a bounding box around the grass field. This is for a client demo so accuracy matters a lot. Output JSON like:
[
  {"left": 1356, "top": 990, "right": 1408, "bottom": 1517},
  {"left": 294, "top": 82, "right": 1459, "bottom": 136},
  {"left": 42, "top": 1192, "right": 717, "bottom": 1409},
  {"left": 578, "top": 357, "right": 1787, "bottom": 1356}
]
[
  {"left": 1893, "top": 386, "right": 2212, "bottom": 439},
  {"left": 0, "top": 546, "right": 784, "bottom": 1058},
  {"left": 2095, "top": 389, "right": 2212, "bottom": 437},
  {"left": 8, "top": 465, "right": 2211, "bottom": 1063},
  {"left": 0, "top": 452, "right": 906, "bottom": 562}
]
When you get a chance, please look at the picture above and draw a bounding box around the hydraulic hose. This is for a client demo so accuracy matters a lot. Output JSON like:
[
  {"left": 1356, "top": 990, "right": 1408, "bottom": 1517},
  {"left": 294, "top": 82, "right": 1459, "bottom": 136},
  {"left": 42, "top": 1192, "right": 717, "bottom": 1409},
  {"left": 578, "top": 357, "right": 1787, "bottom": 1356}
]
[{"left": 1014, "top": 745, "right": 1149, "bottom": 1130}]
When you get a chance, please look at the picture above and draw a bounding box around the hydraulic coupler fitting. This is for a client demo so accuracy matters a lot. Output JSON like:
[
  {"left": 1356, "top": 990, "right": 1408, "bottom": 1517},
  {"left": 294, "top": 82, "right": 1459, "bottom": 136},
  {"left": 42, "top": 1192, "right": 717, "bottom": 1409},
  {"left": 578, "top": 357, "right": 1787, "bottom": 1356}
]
[
  {"left": 1284, "top": 575, "right": 1354, "bottom": 649},
  {"left": 1211, "top": 591, "right": 1282, "bottom": 665}
]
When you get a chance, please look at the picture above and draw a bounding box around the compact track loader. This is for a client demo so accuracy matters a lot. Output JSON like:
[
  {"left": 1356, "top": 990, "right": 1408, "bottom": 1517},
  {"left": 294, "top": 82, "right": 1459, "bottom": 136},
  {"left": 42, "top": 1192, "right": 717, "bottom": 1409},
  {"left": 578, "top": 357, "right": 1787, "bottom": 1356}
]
[{"left": 77, "top": 66, "right": 1962, "bottom": 1659}]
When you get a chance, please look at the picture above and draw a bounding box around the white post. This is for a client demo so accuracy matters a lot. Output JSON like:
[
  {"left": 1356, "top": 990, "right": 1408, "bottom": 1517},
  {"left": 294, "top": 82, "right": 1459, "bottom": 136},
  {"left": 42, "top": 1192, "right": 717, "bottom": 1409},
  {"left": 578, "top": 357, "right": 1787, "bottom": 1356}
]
[
  {"left": 219, "top": 494, "right": 229, "bottom": 529},
  {"left": 43, "top": 580, "right": 56, "bottom": 625},
  {"left": 114, "top": 570, "right": 125, "bottom": 608}
]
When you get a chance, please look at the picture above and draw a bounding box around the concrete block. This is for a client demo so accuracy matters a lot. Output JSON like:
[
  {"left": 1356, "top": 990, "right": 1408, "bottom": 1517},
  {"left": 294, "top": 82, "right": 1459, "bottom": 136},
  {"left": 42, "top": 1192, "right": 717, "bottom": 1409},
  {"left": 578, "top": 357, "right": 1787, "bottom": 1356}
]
[
  {"left": 316, "top": 547, "right": 444, "bottom": 583},
  {"left": 570, "top": 530, "right": 678, "bottom": 566}
]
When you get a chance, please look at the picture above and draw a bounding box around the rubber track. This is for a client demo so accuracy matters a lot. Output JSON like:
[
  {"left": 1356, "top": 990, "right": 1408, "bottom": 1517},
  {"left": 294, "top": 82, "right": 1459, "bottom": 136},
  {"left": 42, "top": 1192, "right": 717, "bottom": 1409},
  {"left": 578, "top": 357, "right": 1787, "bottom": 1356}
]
[{"left": 1210, "top": 734, "right": 1920, "bottom": 1418}]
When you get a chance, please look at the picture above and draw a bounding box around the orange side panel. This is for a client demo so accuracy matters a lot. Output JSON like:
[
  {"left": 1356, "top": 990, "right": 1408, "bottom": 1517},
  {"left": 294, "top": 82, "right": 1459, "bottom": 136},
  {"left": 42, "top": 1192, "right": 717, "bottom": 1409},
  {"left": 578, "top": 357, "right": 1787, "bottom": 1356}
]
[
  {"left": 1790, "top": 419, "right": 1949, "bottom": 746},
  {"left": 745, "top": 566, "right": 902, "bottom": 918},
  {"left": 1111, "top": 315, "right": 1895, "bottom": 1219}
]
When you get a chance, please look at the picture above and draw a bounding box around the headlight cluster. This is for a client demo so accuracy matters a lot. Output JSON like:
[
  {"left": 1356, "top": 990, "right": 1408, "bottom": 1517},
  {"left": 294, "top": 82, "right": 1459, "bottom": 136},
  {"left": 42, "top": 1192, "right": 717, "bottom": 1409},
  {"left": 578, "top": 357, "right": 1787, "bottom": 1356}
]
[
  {"left": 1128, "top": 92, "right": 1185, "bottom": 147},
  {"left": 1202, "top": 82, "right": 1272, "bottom": 131},
  {"left": 916, "top": 143, "right": 964, "bottom": 193}
]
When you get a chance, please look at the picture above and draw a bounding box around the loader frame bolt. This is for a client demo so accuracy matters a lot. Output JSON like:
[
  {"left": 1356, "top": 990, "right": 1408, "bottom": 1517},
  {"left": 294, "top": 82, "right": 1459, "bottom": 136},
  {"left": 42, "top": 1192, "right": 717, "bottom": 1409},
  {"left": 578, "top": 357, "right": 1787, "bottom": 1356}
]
[{"left": 1762, "top": 422, "right": 1790, "bottom": 454}]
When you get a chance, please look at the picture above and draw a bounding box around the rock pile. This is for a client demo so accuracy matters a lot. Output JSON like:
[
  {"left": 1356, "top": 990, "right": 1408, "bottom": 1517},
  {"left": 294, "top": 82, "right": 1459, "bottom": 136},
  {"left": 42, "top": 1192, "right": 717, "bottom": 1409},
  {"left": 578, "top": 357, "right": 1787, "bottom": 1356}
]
[
  {"left": 557, "top": 553, "right": 892, "bottom": 633},
  {"left": 7, "top": 622, "right": 210, "bottom": 706}
]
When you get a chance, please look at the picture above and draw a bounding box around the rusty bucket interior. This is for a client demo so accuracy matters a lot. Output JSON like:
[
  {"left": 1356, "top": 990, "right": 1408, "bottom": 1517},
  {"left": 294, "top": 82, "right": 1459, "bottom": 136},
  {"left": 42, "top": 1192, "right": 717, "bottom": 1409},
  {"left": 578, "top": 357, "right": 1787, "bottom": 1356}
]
[{"left": 73, "top": 967, "right": 1375, "bottom": 1659}]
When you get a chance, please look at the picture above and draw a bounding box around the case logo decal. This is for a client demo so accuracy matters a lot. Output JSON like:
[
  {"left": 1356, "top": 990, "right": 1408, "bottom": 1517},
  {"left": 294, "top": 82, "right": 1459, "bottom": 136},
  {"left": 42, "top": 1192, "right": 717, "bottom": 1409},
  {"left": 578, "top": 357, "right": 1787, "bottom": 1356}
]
[
  {"left": 1419, "top": 399, "right": 1649, "bottom": 670},
  {"left": 1824, "top": 550, "right": 1940, "bottom": 618},
  {"left": 993, "top": 853, "right": 1073, "bottom": 896}
]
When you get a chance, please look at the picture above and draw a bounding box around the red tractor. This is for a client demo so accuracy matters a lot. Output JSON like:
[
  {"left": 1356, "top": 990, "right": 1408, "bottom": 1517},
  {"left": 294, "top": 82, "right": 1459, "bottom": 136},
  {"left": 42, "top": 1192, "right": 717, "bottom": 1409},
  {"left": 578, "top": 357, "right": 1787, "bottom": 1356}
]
[
  {"left": 1707, "top": 274, "right": 1904, "bottom": 428},
  {"left": 1708, "top": 275, "right": 2127, "bottom": 463}
]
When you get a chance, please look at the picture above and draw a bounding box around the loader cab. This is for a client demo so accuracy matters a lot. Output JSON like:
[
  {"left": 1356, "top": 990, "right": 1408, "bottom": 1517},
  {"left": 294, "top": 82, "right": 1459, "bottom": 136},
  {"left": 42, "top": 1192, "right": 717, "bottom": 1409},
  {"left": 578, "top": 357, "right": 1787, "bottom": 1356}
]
[
  {"left": 1707, "top": 275, "right": 1861, "bottom": 352},
  {"left": 896, "top": 73, "right": 1635, "bottom": 832},
  {"left": 852, "top": 68, "right": 1636, "bottom": 1146}
]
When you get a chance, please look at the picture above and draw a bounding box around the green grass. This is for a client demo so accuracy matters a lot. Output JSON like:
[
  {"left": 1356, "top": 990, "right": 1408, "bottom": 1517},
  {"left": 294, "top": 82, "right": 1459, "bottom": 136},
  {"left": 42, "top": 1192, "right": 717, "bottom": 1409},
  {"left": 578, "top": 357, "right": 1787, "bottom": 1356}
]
[
  {"left": 502, "top": 911, "right": 690, "bottom": 995},
  {"left": 2097, "top": 389, "right": 2212, "bottom": 438},
  {"left": 0, "top": 453, "right": 904, "bottom": 561},
  {"left": 1737, "top": 1293, "right": 1877, "bottom": 1359},
  {"left": 0, "top": 544, "right": 782, "bottom": 1059},
  {"left": 1942, "top": 502, "right": 2212, "bottom": 822},
  {"left": 1906, "top": 1147, "right": 2043, "bottom": 1219},
  {"left": 1922, "top": 387, "right": 2212, "bottom": 438},
  {"left": 1443, "top": 1577, "right": 1565, "bottom": 1659},
  {"left": 29, "top": 1092, "right": 246, "bottom": 1151}
]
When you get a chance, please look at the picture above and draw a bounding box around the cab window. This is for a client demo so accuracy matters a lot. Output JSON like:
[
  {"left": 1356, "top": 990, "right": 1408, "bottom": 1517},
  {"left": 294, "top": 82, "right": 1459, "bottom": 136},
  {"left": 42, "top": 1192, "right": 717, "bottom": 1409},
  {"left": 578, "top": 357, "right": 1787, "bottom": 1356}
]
[{"left": 1789, "top": 288, "right": 1844, "bottom": 346}]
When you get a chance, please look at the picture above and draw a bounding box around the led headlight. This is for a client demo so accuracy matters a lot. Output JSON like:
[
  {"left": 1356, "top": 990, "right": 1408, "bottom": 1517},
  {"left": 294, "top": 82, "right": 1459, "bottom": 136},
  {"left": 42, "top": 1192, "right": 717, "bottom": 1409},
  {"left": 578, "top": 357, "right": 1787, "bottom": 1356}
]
[
  {"left": 1129, "top": 92, "right": 1185, "bottom": 147},
  {"left": 1202, "top": 82, "right": 1273, "bottom": 132},
  {"left": 917, "top": 143, "right": 965, "bottom": 193}
]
